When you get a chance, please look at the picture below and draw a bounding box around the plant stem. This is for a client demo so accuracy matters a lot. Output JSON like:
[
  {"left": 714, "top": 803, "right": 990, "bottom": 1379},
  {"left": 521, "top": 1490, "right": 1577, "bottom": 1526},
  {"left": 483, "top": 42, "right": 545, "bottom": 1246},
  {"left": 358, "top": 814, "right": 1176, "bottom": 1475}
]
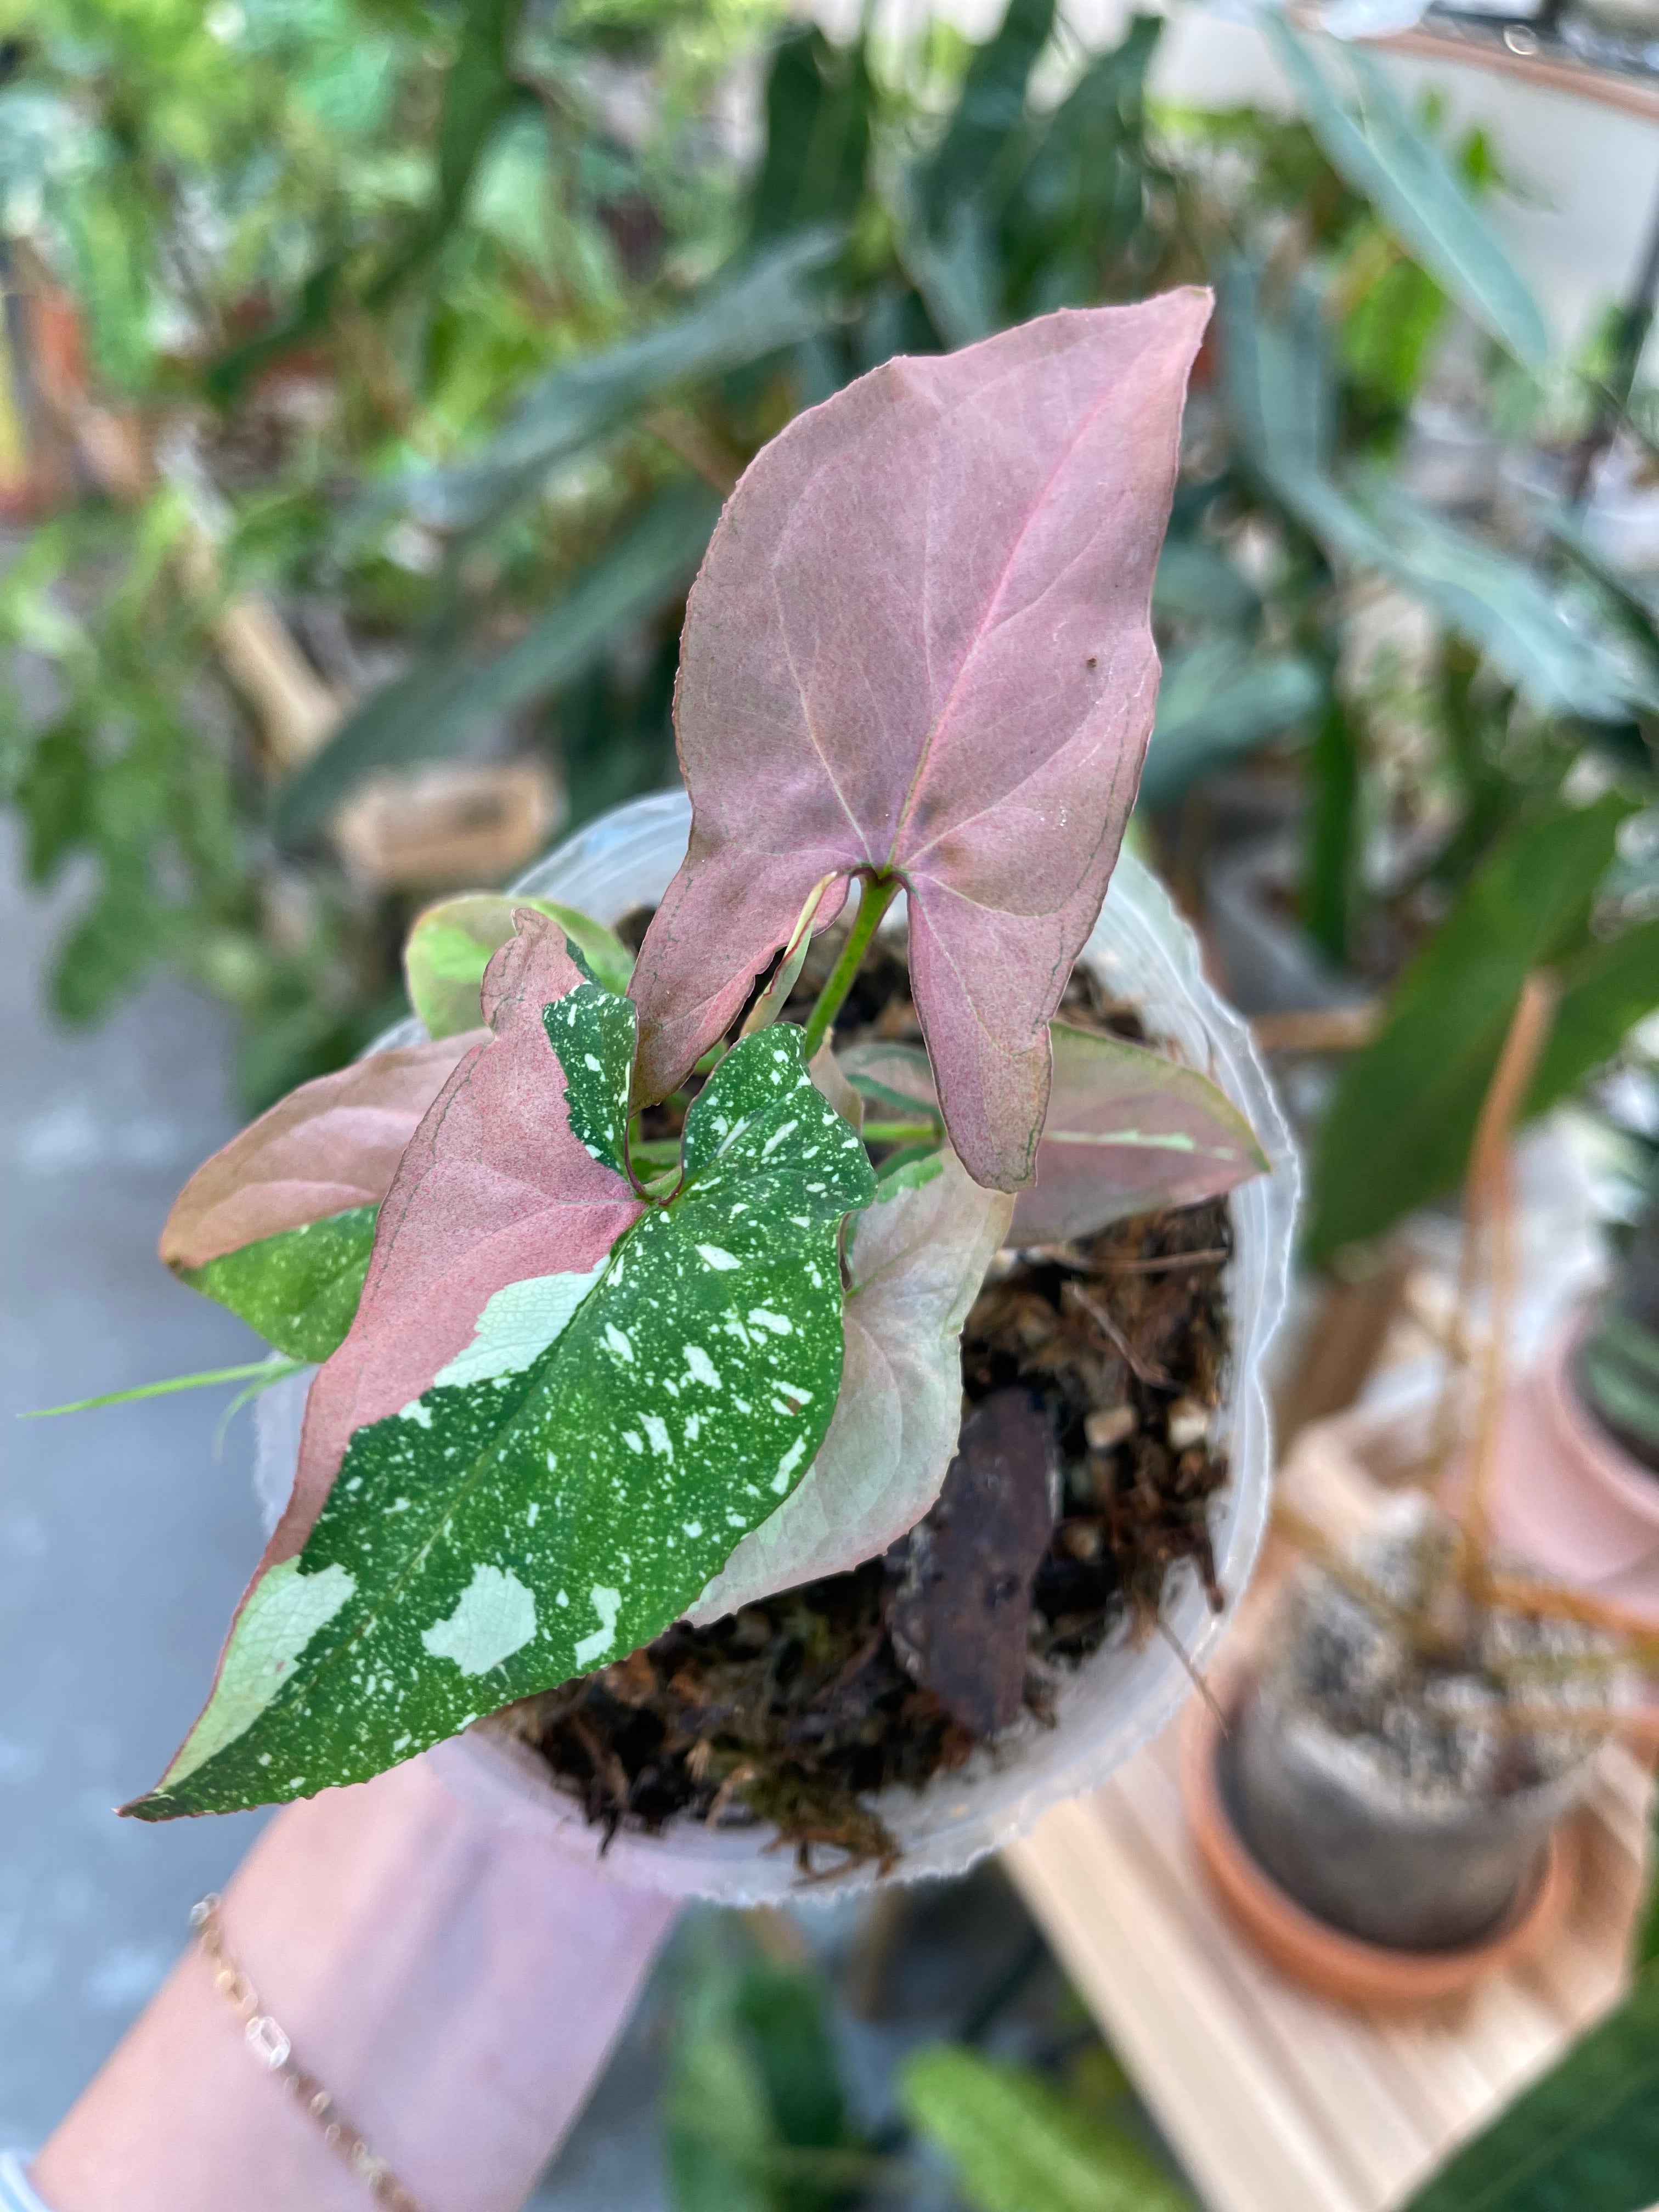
[
  {"left": 860, "top": 1119, "right": 940, "bottom": 1145},
  {"left": 24, "top": 1358, "right": 307, "bottom": 1418},
  {"left": 800, "top": 873, "right": 901, "bottom": 1062}
]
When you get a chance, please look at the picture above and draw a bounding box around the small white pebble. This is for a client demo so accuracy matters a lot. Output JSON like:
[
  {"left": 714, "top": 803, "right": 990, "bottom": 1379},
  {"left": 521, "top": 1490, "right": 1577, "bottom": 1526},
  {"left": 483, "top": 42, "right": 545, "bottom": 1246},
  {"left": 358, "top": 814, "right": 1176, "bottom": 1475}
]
[
  {"left": 1167, "top": 1398, "right": 1210, "bottom": 1452},
  {"left": 1085, "top": 1405, "right": 1137, "bottom": 1452}
]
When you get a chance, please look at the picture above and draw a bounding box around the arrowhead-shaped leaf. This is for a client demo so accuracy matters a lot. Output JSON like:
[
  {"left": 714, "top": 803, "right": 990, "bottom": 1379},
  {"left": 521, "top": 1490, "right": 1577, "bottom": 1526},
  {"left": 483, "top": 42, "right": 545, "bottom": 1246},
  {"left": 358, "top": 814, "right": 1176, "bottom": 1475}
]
[
  {"left": 689, "top": 1150, "right": 1012, "bottom": 1623},
  {"left": 1009, "top": 1020, "right": 1268, "bottom": 1244},
  {"left": 839, "top": 1025, "right": 1265, "bottom": 1246},
  {"left": 160, "top": 1033, "right": 485, "bottom": 1361},
  {"left": 128, "top": 918, "right": 875, "bottom": 1819},
  {"left": 404, "top": 891, "right": 634, "bottom": 1040},
  {"left": 628, "top": 295, "right": 1210, "bottom": 1194}
]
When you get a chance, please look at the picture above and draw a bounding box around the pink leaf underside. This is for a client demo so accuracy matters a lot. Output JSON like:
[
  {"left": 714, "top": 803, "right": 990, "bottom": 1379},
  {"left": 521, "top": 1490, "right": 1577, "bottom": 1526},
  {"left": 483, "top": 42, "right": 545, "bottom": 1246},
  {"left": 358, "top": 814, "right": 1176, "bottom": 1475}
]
[
  {"left": 629, "top": 291, "right": 1212, "bottom": 1193},
  {"left": 270, "top": 911, "right": 642, "bottom": 1565},
  {"left": 687, "top": 1150, "right": 1013, "bottom": 1622},
  {"left": 159, "top": 1032, "right": 488, "bottom": 1271},
  {"left": 840, "top": 1026, "right": 1267, "bottom": 1246}
]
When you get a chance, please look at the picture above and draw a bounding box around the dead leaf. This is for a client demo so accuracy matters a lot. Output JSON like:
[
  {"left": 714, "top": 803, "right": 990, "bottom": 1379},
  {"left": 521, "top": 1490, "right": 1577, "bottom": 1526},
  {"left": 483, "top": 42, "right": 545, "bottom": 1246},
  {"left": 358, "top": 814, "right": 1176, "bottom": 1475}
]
[{"left": 889, "top": 1389, "right": 1058, "bottom": 1737}]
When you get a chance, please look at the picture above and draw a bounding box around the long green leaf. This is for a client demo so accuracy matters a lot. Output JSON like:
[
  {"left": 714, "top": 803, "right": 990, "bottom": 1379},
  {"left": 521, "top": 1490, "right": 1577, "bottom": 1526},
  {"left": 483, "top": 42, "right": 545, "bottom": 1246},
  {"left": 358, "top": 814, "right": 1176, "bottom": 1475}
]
[
  {"left": 276, "top": 485, "right": 719, "bottom": 839},
  {"left": 365, "top": 0, "right": 527, "bottom": 306},
  {"left": 1306, "top": 793, "right": 1644, "bottom": 1260},
  {"left": 25, "top": 1359, "right": 307, "bottom": 1418},
  {"left": 900, "top": 2046, "right": 1194, "bottom": 2212},
  {"left": 1217, "top": 266, "right": 1655, "bottom": 723},
  {"left": 1263, "top": 18, "right": 1547, "bottom": 371},
  {"left": 919, "top": 0, "right": 1056, "bottom": 233},
  {"left": 1139, "top": 639, "right": 1324, "bottom": 810},
  {"left": 387, "top": 229, "right": 843, "bottom": 535},
  {"left": 1402, "top": 1966, "right": 1659, "bottom": 2212},
  {"left": 749, "top": 26, "right": 873, "bottom": 245}
]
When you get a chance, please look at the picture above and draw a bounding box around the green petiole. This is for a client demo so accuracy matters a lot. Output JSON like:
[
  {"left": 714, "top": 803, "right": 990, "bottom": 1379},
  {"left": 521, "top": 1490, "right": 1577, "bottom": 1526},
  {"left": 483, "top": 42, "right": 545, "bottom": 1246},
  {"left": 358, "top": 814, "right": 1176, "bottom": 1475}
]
[
  {"left": 800, "top": 873, "right": 902, "bottom": 1062},
  {"left": 24, "top": 1357, "right": 309, "bottom": 1419}
]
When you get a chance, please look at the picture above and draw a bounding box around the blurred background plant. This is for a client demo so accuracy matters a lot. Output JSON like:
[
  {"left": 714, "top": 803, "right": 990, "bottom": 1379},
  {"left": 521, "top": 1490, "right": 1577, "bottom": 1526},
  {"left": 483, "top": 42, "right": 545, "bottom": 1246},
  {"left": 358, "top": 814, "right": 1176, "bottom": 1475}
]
[
  {"left": 655, "top": 1883, "right": 1203, "bottom": 2212},
  {"left": 2, "top": 0, "right": 1657, "bottom": 1227}
]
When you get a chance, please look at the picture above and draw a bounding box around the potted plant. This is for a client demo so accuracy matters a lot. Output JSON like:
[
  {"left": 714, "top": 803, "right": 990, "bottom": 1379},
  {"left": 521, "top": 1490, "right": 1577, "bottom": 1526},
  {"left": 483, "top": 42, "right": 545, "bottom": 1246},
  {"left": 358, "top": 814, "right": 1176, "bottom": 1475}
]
[
  {"left": 102, "top": 300, "right": 1297, "bottom": 1893},
  {"left": 1184, "top": 985, "right": 1645, "bottom": 2005},
  {"left": 1182, "top": 1490, "right": 1625, "bottom": 2006}
]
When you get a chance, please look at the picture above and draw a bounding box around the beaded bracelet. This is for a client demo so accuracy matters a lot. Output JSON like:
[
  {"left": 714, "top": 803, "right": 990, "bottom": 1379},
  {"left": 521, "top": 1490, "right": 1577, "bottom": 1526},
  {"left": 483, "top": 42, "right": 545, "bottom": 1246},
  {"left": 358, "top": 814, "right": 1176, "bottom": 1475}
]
[{"left": 190, "top": 1895, "right": 428, "bottom": 2212}]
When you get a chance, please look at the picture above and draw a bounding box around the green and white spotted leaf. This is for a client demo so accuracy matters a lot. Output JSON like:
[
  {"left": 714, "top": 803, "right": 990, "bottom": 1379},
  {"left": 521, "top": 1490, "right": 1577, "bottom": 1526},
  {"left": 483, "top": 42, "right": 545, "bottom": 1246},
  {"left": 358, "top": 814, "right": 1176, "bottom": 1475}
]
[
  {"left": 127, "top": 1020, "right": 874, "bottom": 1820},
  {"left": 543, "top": 983, "right": 637, "bottom": 1177},
  {"left": 178, "top": 1205, "right": 377, "bottom": 1363}
]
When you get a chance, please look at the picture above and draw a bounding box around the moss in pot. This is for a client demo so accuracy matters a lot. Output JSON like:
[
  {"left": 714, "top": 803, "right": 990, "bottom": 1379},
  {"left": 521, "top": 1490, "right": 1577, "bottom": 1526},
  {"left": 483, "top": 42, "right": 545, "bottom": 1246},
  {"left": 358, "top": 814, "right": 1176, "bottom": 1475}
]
[
  {"left": 1226, "top": 1495, "right": 1621, "bottom": 1954},
  {"left": 59, "top": 297, "right": 1294, "bottom": 1882}
]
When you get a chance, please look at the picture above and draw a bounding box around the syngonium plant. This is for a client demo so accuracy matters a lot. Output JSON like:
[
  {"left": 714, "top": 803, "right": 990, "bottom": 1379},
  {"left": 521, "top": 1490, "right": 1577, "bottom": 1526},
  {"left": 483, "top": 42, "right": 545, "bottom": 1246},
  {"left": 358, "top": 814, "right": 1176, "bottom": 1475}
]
[{"left": 125, "top": 294, "right": 1272, "bottom": 1822}]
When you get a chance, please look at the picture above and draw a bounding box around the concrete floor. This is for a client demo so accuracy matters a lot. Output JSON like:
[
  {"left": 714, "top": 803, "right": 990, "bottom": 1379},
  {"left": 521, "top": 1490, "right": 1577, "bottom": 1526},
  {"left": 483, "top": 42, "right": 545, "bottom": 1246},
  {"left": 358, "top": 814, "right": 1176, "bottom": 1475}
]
[
  {"left": 0, "top": 828, "right": 272, "bottom": 2147},
  {"left": 0, "top": 827, "right": 675, "bottom": 2200}
]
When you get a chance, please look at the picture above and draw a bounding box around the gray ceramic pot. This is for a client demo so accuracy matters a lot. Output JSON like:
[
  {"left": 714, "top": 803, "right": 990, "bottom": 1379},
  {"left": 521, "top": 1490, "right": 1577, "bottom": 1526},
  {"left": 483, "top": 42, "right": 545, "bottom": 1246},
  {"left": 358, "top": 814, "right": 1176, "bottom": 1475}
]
[{"left": 1227, "top": 1669, "right": 1594, "bottom": 1953}]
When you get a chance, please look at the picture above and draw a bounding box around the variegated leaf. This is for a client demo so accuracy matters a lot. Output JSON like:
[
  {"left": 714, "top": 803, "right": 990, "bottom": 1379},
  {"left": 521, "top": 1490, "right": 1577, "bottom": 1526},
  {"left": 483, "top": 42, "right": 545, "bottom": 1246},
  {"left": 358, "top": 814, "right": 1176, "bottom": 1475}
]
[{"left": 128, "top": 993, "right": 873, "bottom": 1818}]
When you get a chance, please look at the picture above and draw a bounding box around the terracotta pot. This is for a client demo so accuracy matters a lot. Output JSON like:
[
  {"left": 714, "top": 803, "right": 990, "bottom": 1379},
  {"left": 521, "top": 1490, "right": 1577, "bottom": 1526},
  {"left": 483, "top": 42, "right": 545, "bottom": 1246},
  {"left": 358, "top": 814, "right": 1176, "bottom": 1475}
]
[
  {"left": 1180, "top": 1677, "right": 1574, "bottom": 2010},
  {"left": 1489, "top": 1314, "right": 1659, "bottom": 1627}
]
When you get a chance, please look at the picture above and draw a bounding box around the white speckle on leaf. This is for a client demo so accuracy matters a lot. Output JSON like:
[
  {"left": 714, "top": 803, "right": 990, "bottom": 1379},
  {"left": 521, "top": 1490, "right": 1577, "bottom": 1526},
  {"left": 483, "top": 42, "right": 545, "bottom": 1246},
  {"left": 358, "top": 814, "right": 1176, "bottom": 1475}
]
[
  {"left": 684, "top": 1346, "right": 721, "bottom": 1389},
  {"left": 160, "top": 1560, "right": 356, "bottom": 1788},
  {"left": 605, "top": 1323, "right": 634, "bottom": 1363},
  {"left": 683, "top": 1519, "right": 703, "bottom": 1538},
  {"left": 432, "top": 1263, "right": 607, "bottom": 1390},
  {"left": 399, "top": 1400, "right": 433, "bottom": 1427},
  {"left": 696, "top": 1244, "right": 740, "bottom": 1272},
  {"left": 641, "top": 1414, "right": 673, "bottom": 1460},
  {"left": 623, "top": 1430, "right": 644, "bottom": 1455},
  {"left": 772, "top": 1437, "right": 808, "bottom": 1494},
  {"left": 747, "top": 1306, "right": 791, "bottom": 1336},
  {"left": 420, "top": 1565, "right": 537, "bottom": 1677},
  {"left": 760, "top": 1119, "right": 798, "bottom": 1157},
  {"left": 575, "top": 1586, "right": 622, "bottom": 1668},
  {"left": 583, "top": 1053, "right": 603, "bottom": 1071},
  {"left": 545, "top": 1451, "right": 557, "bottom": 1473},
  {"left": 684, "top": 1413, "right": 702, "bottom": 1442},
  {"left": 526, "top": 1502, "right": 539, "bottom": 1527}
]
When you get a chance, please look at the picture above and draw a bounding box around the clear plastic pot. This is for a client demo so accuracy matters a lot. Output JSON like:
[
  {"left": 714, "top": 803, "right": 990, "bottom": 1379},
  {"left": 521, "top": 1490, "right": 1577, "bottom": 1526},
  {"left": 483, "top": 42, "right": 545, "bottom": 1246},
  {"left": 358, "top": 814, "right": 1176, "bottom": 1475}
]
[{"left": 261, "top": 791, "right": 1298, "bottom": 1899}]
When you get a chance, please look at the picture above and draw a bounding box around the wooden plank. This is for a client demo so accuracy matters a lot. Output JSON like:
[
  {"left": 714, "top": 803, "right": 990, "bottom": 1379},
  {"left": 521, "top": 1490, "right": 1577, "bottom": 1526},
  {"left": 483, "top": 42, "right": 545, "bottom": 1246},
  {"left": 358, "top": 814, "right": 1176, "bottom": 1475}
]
[
  {"left": 1008, "top": 1798, "right": 1366, "bottom": 2212},
  {"left": 1116, "top": 1739, "right": 1443, "bottom": 2189},
  {"left": 1375, "top": 24, "right": 1659, "bottom": 125}
]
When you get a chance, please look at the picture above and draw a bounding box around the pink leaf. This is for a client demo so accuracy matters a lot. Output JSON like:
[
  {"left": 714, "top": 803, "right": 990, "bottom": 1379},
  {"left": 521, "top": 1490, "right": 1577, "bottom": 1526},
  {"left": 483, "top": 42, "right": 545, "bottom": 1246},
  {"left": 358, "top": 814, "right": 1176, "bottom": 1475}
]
[
  {"left": 273, "top": 912, "right": 644, "bottom": 1562},
  {"left": 687, "top": 1150, "right": 1011, "bottom": 1622},
  {"left": 629, "top": 293, "right": 1211, "bottom": 1190},
  {"left": 839, "top": 1024, "right": 1267, "bottom": 1245},
  {"left": 1009, "top": 1020, "right": 1268, "bottom": 1244},
  {"left": 159, "top": 1032, "right": 486, "bottom": 1271}
]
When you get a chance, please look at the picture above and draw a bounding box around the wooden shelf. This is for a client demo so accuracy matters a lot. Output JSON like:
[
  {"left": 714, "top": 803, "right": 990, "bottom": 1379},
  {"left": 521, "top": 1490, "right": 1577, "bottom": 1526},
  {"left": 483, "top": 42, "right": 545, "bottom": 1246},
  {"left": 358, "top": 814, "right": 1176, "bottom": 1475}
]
[
  {"left": 1002, "top": 1396, "right": 1654, "bottom": 2212},
  {"left": 1373, "top": 18, "right": 1659, "bottom": 122}
]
